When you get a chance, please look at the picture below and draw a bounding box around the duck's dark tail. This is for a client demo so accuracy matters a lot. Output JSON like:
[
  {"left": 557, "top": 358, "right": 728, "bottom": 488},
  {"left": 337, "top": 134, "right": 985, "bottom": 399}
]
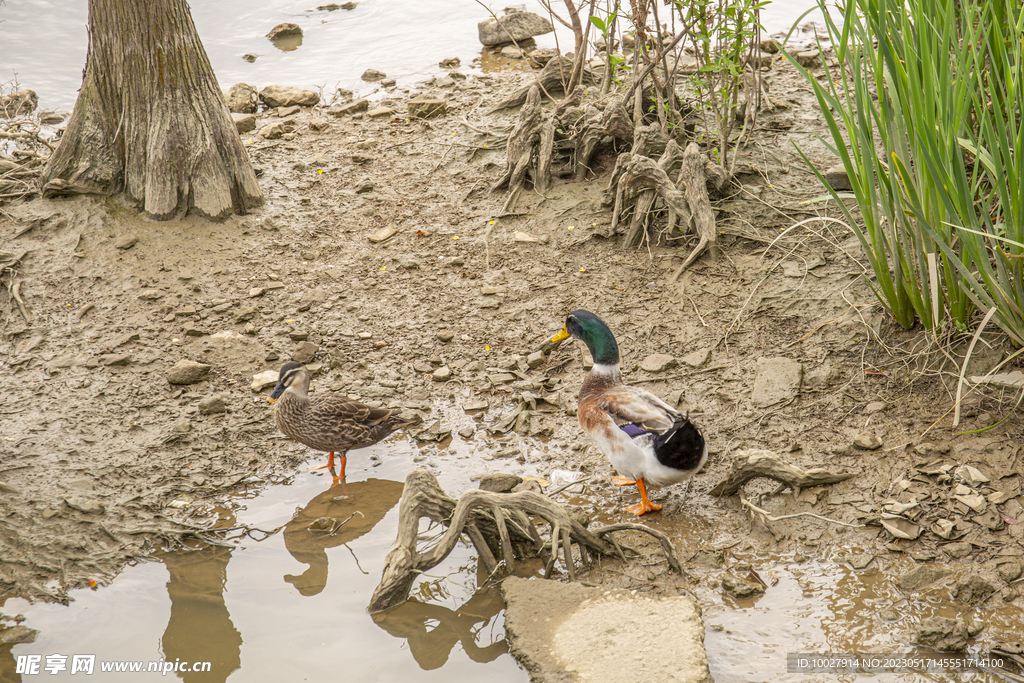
[{"left": 653, "top": 415, "right": 706, "bottom": 472}]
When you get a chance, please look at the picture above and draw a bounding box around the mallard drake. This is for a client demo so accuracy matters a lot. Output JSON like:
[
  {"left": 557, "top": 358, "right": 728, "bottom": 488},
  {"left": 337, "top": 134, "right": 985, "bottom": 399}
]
[
  {"left": 551, "top": 310, "right": 708, "bottom": 515},
  {"left": 268, "top": 361, "right": 412, "bottom": 480}
]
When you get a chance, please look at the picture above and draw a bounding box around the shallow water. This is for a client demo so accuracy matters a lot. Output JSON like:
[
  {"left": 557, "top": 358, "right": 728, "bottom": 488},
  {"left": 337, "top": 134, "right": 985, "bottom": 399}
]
[{"left": 0, "top": 0, "right": 827, "bottom": 111}]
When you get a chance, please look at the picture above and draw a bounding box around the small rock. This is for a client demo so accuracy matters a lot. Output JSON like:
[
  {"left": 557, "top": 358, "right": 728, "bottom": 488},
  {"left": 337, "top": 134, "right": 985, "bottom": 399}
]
[
  {"left": 500, "top": 45, "right": 524, "bottom": 59},
  {"left": 852, "top": 432, "right": 883, "bottom": 450},
  {"left": 242, "top": 53, "right": 257, "bottom": 62},
  {"left": 463, "top": 399, "right": 489, "bottom": 411},
  {"left": 368, "top": 226, "right": 397, "bottom": 243},
  {"left": 258, "top": 123, "right": 286, "bottom": 139},
  {"left": 64, "top": 497, "right": 105, "bottom": 515},
  {"left": 437, "top": 331, "right": 454, "bottom": 343},
  {"left": 234, "top": 306, "right": 256, "bottom": 323},
  {"left": 184, "top": 327, "right": 209, "bottom": 337},
  {"left": 457, "top": 425, "right": 475, "bottom": 439},
  {"left": 432, "top": 366, "right": 452, "bottom": 382},
  {"left": 997, "top": 561, "right": 1023, "bottom": 583},
  {"left": 138, "top": 289, "right": 162, "bottom": 301},
  {"left": 897, "top": 565, "right": 951, "bottom": 592},
  {"left": 361, "top": 68, "right": 386, "bottom": 81},
  {"left": 199, "top": 395, "right": 227, "bottom": 415},
  {"left": 278, "top": 105, "right": 300, "bottom": 117},
  {"left": 794, "top": 49, "right": 822, "bottom": 67},
  {"left": 680, "top": 348, "right": 710, "bottom": 368},
  {"left": 955, "top": 573, "right": 998, "bottom": 604},
  {"left": 290, "top": 330, "right": 310, "bottom": 341},
  {"left": 865, "top": 401, "right": 886, "bottom": 414},
  {"left": 477, "top": 10, "right": 553, "bottom": 46},
  {"left": 822, "top": 164, "right": 853, "bottom": 191},
  {"left": 114, "top": 234, "right": 138, "bottom": 250},
  {"left": 226, "top": 83, "right": 258, "bottom": 113},
  {"left": 527, "top": 350, "right": 545, "bottom": 369},
  {"left": 527, "top": 48, "right": 558, "bottom": 66},
  {"left": 259, "top": 85, "right": 320, "bottom": 108},
  {"left": 292, "top": 341, "right": 319, "bottom": 363},
  {"left": 0, "top": 625, "right": 38, "bottom": 645},
  {"left": 100, "top": 353, "right": 132, "bottom": 366},
  {"left": 407, "top": 97, "right": 446, "bottom": 119},
  {"left": 249, "top": 287, "right": 265, "bottom": 298},
  {"left": 0, "top": 89, "right": 38, "bottom": 117},
  {"left": 354, "top": 179, "right": 374, "bottom": 194},
  {"left": 380, "top": 78, "right": 396, "bottom": 88},
  {"left": 479, "top": 473, "right": 523, "bottom": 492},
  {"left": 266, "top": 22, "right": 302, "bottom": 40},
  {"left": 252, "top": 370, "right": 279, "bottom": 392},
  {"left": 331, "top": 99, "right": 369, "bottom": 116},
  {"left": 167, "top": 360, "right": 212, "bottom": 385},
  {"left": 942, "top": 541, "right": 973, "bottom": 559},
  {"left": 368, "top": 107, "right": 394, "bottom": 118},
  {"left": 848, "top": 553, "right": 874, "bottom": 569},
  {"left": 439, "top": 57, "right": 461, "bottom": 67},
  {"left": 914, "top": 617, "right": 968, "bottom": 652},
  {"left": 878, "top": 608, "right": 901, "bottom": 622},
  {"left": 640, "top": 353, "right": 677, "bottom": 373},
  {"left": 721, "top": 573, "right": 766, "bottom": 598}
]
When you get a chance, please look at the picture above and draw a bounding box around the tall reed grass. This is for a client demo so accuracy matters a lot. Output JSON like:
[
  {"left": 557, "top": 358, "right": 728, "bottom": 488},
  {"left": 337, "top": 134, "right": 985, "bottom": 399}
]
[{"left": 789, "top": 0, "right": 1024, "bottom": 346}]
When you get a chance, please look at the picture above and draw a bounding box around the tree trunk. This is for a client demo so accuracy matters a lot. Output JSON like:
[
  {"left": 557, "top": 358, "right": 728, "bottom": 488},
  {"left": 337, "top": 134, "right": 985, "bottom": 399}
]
[{"left": 41, "top": 0, "right": 263, "bottom": 220}]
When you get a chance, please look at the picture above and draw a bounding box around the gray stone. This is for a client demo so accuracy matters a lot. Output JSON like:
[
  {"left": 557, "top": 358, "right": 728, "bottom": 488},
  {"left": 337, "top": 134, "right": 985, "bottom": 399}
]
[
  {"left": 436, "top": 331, "right": 454, "bottom": 342},
  {"left": 795, "top": 49, "right": 822, "bottom": 67},
  {"left": 432, "top": 366, "right": 452, "bottom": 382},
  {"left": 823, "top": 164, "right": 853, "bottom": 191},
  {"left": 955, "top": 573, "right": 998, "bottom": 604},
  {"left": 943, "top": 541, "right": 973, "bottom": 559},
  {"left": 99, "top": 353, "right": 132, "bottom": 366},
  {"left": 681, "top": 347, "right": 710, "bottom": 368},
  {"left": 114, "top": 234, "right": 138, "bottom": 249},
  {"left": 258, "top": 123, "right": 286, "bottom": 139},
  {"left": 278, "top": 105, "right": 300, "bottom": 117},
  {"left": 407, "top": 97, "right": 447, "bottom": 119},
  {"left": 478, "top": 11, "right": 553, "bottom": 46},
  {"left": 292, "top": 341, "right": 319, "bottom": 363},
  {"left": 997, "top": 561, "right": 1023, "bottom": 582},
  {"left": 479, "top": 473, "right": 523, "bottom": 492},
  {"left": 331, "top": 99, "right": 369, "bottom": 116},
  {"left": 266, "top": 22, "right": 302, "bottom": 39},
  {"left": 721, "top": 573, "right": 766, "bottom": 598},
  {"left": 500, "top": 45, "right": 525, "bottom": 59},
  {"left": 0, "top": 625, "right": 38, "bottom": 645},
  {"left": 252, "top": 370, "right": 279, "bottom": 392},
  {"left": 226, "top": 83, "right": 257, "bottom": 113},
  {"left": 897, "top": 565, "right": 951, "bottom": 592},
  {"left": 259, "top": 85, "right": 320, "bottom": 108},
  {"left": 852, "top": 432, "right": 883, "bottom": 450},
  {"left": 527, "top": 350, "right": 545, "bottom": 368},
  {"left": 368, "top": 107, "right": 394, "bottom": 118},
  {"left": 361, "top": 68, "right": 386, "bottom": 81},
  {"left": 138, "top": 288, "right": 162, "bottom": 301},
  {"left": 199, "top": 395, "right": 227, "bottom": 415},
  {"left": 865, "top": 401, "right": 886, "bottom": 414},
  {"left": 640, "top": 353, "right": 677, "bottom": 373},
  {"left": 913, "top": 617, "right": 968, "bottom": 652},
  {"left": 457, "top": 425, "right": 475, "bottom": 439},
  {"left": 439, "top": 57, "right": 461, "bottom": 67},
  {"left": 502, "top": 576, "right": 712, "bottom": 683},
  {"left": 64, "top": 497, "right": 104, "bottom": 515},
  {"left": 167, "top": 360, "right": 211, "bottom": 385},
  {"left": 232, "top": 113, "right": 256, "bottom": 134},
  {"left": 751, "top": 357, "right": 802, "bottom": 407}
]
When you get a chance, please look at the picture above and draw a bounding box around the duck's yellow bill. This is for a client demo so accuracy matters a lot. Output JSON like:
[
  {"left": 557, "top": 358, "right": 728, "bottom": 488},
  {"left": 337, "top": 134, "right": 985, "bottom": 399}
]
[
  {"left": 267, "top": 397, "right": 276, "bottom": 403},
  {"left": 551, "top": 326, "right": 570, "bottom": 343}
]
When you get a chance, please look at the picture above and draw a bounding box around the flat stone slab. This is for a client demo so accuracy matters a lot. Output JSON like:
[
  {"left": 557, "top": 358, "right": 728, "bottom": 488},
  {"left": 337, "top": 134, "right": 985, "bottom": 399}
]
[
  {"left": 751, "top": 356, "right": 802, "bottom": 407},
  {"left": 502, "top": 576, "right": 713, "bottom": 683}
]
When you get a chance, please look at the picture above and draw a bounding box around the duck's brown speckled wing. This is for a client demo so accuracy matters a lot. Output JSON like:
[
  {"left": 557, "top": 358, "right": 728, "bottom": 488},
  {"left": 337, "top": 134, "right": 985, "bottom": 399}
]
[{"left": 583, "top": 386, "right": 679, "bottom": 433}]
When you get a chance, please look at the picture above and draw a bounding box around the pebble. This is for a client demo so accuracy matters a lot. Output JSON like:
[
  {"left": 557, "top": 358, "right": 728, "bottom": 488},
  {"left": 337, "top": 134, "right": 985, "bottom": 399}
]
[
  {"left": 479, "top": 473, "right": 523, "bottom": 492},
  {"left": 432, "top": 366, "right": 452, "bottom": 381},
  {"left": 252, "top": 370, "right": 279, "bottom": 392},
  {"left": 99, "top": 353, "right": 131, "bottom": 366},
  {"left": 436, "top": 331, "right": 454, "bottom": 342},
  {"left": 167, "top": 360, "right": 211, "bottom": 385},
  {"left": 457, "top": 425, "right": 475, "bottom": 439},
  {"left": 138, "top": 289, "right": 162, "bottom": 301},
  {"left": 114, "top": 235, "right": 138, "bottom": 250},
  {"left": 721, "top": 574, "right": 765, "bottom": 598},
  {"left": 331, "top": 99, "right": 368, "bottom": 116},
  {"left": 865, "top": 401, "right": 886, "bottom": 413},
  {"left": 64, "top": 497, "right": 105, "bottom": 515},
  {"left": 248, "top": 287, "right": 265, "bottom": 297},
  {"left": 361, "top": 68, "right": 386, "bottom": 81},
  {"left": 368, "top": 226, "right": 397, "bottom": 243},
  {"left": 292, "top": 341, "right": 319, "bottom": 363},
  {"left": 289, "top": 330, "right": 309, "bottom": 341},
  {"left": 526, "top": 350, "right": 545, "bottom": 368},
  {"left": 680, "top": 347, "right": 710, "bottom": 368},
  {"left": 852, "top": 432, "right": 882, "bottom": 450},
  {"left": 199, "top": 395, "right": 227, "bottom": 415},
  {"left": 640, "top": 353, "right": 677, "bottom": 373}
]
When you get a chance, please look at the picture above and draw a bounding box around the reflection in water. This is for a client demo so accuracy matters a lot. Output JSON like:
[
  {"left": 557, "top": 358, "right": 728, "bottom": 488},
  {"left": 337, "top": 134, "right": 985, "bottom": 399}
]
[
  {"left": 159, "top": 547, "right": 242, "bottom": 683},
  {"left": 373, "top": 587, "right": 509, "bottom": 670},
  {"left": 283, "top": 478, "right": 404, "bottom": 596}
]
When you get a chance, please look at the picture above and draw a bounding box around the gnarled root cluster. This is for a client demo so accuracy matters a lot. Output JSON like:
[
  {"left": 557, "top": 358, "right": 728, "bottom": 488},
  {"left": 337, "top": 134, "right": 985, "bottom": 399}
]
[{"left": 369, "top": 469, "right": 681, "bottom": 613}]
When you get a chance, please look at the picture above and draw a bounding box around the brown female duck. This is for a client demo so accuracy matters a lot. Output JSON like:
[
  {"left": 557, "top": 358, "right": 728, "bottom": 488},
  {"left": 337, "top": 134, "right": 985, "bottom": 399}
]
[{"left": 268, "top": 361, "right": 412, "bottom": 480}]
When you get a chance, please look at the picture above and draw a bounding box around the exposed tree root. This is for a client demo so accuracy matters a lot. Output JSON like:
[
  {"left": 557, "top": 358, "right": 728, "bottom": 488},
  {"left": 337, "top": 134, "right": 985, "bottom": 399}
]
[
  {"left": 573, "top": 96, "right": 633, "bottom": 180},
  {"left": 709, "top": 449, "right": 857, "bottom": 498},
  {"left": 369, "top": 468, "right": 682, "bottom": 613},
  {"left": 491, "top": 86, "right": 556, "bottom": 212},
  {"left": 488, "top": 56, "right": 595, "bottom": 113}
]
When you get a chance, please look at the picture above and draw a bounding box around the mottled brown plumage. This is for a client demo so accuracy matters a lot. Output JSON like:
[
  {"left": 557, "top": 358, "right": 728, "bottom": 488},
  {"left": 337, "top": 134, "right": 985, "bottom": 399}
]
[{"left": 269, "top": 361, "right": 412, "bottom": 479}]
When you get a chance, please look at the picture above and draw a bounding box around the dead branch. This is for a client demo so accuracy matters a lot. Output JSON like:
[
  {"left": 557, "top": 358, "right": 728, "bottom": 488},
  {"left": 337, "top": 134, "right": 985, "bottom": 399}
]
[
  {"left": 369, "top": 468, "right": 682, "bottom": 613},
  {"left": 710, "top": 449, "right": 857, "bottom": 498},
  {"left": 668, "top": 142, "right": 722, "bottom": 279}
]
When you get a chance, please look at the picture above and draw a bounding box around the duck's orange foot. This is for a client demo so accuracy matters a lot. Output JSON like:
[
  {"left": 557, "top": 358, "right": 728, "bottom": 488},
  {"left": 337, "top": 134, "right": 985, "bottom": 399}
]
[
  {"left": 625, "top": 500, "right": 663, "bottom": 516},
  {"left": 612, "top": 476, "right": 636, "bottom": 487}
]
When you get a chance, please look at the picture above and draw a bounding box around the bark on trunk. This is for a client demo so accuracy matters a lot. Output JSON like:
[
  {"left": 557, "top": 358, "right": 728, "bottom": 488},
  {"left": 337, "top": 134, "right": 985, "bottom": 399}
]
[{"left": 41, "top": 0, "right": 263, "bottom": 220}]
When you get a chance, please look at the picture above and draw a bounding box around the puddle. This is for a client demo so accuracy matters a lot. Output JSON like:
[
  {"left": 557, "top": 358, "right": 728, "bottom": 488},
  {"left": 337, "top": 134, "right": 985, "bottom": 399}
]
[{"left": 0, "top": 435, "right": 532, "bottom": 682}]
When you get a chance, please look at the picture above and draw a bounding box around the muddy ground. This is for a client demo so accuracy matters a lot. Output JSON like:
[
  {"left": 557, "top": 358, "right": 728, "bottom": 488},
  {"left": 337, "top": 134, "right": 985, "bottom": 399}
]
[{"left": 2, "top": 51, "right": 1023, "bottom": 649}]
